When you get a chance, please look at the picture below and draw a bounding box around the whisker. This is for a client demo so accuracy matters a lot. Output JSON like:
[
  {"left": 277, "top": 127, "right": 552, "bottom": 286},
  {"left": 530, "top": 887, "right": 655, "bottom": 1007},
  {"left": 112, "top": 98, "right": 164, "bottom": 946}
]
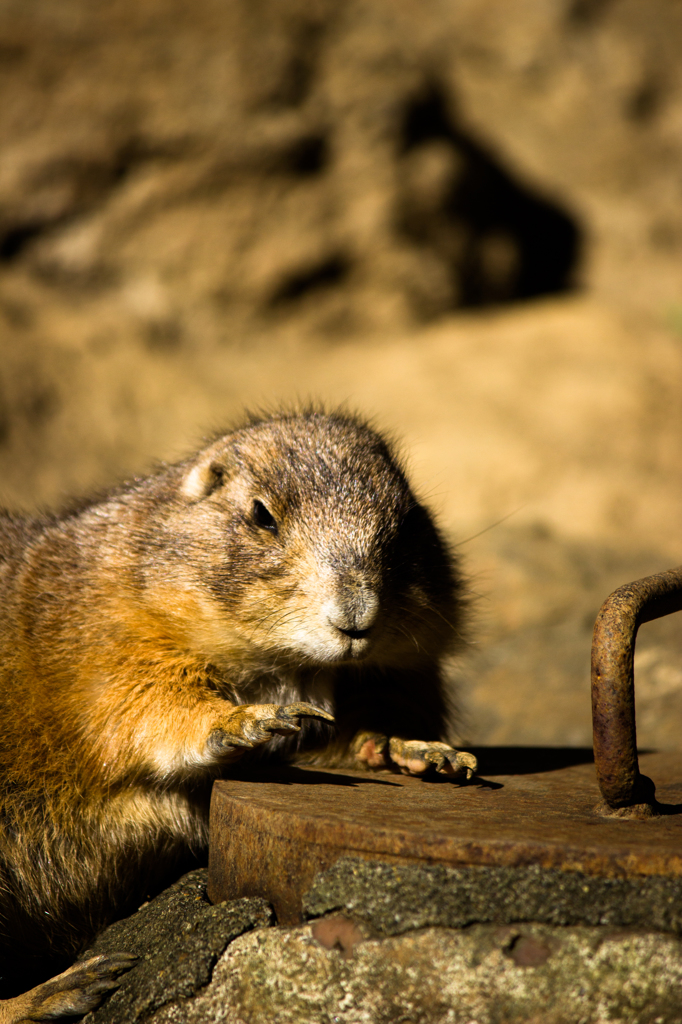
[
  {"left": 454, "top": 505, "right": 526, "bottom": 547},
  {"left": 395, "top": 624, "right": 421, "bottom": 653}
]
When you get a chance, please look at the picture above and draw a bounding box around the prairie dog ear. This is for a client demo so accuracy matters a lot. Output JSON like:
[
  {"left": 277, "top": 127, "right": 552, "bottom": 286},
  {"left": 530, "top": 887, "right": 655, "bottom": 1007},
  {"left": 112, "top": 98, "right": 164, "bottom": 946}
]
[{"left": 181, "top": 446, "right": 231, "bottom": 502}]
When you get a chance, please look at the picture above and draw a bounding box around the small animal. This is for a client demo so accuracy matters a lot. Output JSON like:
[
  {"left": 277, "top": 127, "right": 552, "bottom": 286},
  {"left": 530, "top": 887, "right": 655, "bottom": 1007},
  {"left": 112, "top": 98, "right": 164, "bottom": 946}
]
[{"left": 0, "top": 408, "right": 475, "bottom": 1021}]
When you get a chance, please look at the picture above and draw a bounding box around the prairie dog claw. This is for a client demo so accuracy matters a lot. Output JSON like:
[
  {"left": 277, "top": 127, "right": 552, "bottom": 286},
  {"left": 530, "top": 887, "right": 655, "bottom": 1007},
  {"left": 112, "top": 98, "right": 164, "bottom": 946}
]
[
  {"left": 275, "top": 702, "right": 335, "bottom": 724},
  {"left": 267, "top": 703, "right": 335, "bottom": 736}
]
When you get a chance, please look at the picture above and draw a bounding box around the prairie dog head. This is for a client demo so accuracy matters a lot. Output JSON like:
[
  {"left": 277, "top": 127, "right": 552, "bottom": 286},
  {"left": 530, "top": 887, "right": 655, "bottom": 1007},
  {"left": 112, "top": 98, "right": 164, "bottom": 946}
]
[{"left": 144, "top": 410, "right": 461, "bottom": 671}]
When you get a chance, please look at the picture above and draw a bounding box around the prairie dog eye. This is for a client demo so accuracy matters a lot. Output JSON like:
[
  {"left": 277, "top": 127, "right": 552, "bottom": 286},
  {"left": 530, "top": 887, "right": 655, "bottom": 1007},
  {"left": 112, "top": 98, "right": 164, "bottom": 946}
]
[{"left": 252, "top": 500, "right": 277, "bottom": 533}]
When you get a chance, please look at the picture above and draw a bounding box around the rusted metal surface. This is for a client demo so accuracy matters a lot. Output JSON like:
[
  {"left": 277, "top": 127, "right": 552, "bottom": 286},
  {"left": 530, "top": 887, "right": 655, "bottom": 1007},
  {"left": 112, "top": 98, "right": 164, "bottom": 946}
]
[
  {"left": 591, "top": 566, "right": 682, "bottom": 813},
  {"left": 208, "top": 750, "right": 682, "bottom": 924}
]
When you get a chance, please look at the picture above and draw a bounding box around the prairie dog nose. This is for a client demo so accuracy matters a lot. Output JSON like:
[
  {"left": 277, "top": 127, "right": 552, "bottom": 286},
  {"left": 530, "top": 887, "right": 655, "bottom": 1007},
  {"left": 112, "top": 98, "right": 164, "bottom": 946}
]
[{"left": 324, "top": 584, "right": 379, "bottom": 638}]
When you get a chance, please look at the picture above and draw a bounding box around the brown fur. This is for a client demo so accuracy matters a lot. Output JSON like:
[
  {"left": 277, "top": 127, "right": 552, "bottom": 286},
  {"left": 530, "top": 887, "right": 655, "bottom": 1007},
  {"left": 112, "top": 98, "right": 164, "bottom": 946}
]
[{"left": 0, "top": 408, "right": 471, "bottom": 970}]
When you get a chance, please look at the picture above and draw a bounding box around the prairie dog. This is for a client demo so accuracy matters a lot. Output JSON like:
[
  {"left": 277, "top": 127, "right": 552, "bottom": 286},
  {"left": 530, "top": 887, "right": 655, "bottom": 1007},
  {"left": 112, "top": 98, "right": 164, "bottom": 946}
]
[{"left": 0, "top": 409, "right": 475, "bottom": 1020}]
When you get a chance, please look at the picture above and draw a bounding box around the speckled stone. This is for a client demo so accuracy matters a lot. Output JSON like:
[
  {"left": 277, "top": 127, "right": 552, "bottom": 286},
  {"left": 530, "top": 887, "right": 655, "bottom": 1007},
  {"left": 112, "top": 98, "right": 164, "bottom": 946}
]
[
  {"left": 81, "top": 870, "right": 272, "bottom": 1023},
  {"left": 80, "top": 861, "right": 682, "bottom": 1023},
  {"left": 303, "top": 857, "right": 682, "bottom": 935},
  {"left": 145, "top": 920, "right": 682, "bottom": 1024}
]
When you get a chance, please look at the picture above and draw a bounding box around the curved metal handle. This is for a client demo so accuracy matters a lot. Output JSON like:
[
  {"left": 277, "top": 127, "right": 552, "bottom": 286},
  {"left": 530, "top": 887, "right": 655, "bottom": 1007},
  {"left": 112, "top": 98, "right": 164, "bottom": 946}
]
[{"left": 591, "top": 566, "right": 682, "bottom": 813}]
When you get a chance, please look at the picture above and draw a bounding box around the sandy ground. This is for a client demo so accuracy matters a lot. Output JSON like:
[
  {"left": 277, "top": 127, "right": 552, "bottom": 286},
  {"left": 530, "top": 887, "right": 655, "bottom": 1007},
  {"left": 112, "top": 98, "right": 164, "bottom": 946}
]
[{"left": 0, "top": 0, "right": 680, "bottom": 759}]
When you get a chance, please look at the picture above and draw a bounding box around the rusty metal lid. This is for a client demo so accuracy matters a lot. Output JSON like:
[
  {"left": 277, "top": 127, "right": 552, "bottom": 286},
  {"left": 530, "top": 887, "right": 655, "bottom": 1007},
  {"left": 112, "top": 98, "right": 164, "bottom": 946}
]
[{"left": 208, "top": 749, "right": 682, "bottom": 923}]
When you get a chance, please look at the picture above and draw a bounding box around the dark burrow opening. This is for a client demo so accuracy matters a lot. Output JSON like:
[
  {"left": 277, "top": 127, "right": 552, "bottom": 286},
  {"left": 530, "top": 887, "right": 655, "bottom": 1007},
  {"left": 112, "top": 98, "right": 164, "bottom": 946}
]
[
  {"left": 268, "top": 254, "right": 349, "bottom": 306},
  {"left": 0, "top": 224, "right": 46, "bottom": 262},
  {"left": 398, "top": 84, "right": 582, "bottom": 308}
]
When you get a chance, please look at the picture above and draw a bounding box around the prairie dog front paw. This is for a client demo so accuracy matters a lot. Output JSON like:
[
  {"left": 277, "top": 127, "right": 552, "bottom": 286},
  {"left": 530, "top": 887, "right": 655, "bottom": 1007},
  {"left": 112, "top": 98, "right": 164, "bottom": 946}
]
[
  {"left": 352, "top": 731, "right": 476, "bottom": 779},
  {"left": 388, "top": 738, "right": 477, "bottom": 779},
  {"left": 207, "top": 702, "right": 334, "bottom": 757}
]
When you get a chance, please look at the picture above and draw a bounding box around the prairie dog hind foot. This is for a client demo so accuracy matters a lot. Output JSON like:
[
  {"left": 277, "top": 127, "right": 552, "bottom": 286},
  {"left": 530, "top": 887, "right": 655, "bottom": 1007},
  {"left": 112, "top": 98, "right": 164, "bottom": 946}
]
[
  {"left": 353, "top": 731, "right": 477, "bottom": 779},
  {"left": 0, "top": 953, "right": 137, "bottom": 1024}
]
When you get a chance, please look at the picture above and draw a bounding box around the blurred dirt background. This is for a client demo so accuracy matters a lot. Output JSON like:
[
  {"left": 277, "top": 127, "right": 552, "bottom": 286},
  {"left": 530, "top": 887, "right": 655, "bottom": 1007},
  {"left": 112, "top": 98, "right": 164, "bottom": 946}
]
[{"left": 1, "top": 0, "right": 682, "bottom": 749}]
